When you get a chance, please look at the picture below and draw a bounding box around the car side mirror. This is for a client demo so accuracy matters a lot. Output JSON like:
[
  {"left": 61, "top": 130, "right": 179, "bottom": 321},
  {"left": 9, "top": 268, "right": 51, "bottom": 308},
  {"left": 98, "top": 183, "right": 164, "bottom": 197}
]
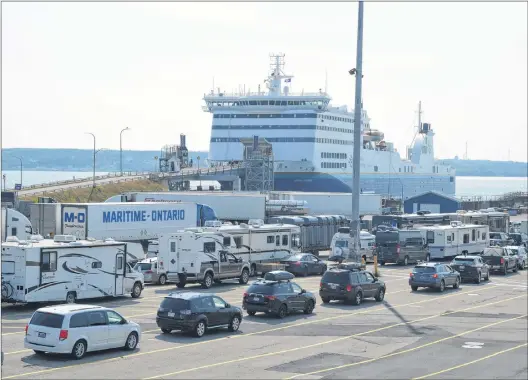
[
  {"left": 300, "top": 289, "right": 306, "bottom": 294},
  {"left": 224, "top": 303, "right": 230, "bottom": 308},
  {"left": 120, "top": 319, "right": 128, "bottom": 325},
  {"left": 373, "top": 278, "right": 378, "bottom": 282}
]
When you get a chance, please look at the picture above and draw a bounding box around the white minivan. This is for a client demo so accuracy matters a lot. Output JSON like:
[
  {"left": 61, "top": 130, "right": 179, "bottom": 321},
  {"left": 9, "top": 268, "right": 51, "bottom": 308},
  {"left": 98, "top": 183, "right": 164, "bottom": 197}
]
[{"left": 24, "top": 304, "right": 141, "bottom": 359}]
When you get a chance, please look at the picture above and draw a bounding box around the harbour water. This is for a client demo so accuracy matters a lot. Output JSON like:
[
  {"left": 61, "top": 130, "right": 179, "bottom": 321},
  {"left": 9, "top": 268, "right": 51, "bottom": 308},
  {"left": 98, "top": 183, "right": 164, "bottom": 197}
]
[{"left": 1, "top": 170, "right": 527, "bottom": 198}]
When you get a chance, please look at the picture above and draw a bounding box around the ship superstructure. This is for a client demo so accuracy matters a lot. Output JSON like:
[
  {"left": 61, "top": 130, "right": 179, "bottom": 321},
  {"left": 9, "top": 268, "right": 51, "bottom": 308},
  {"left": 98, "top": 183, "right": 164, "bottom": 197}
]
[{"left": 203, "top": 53, "right": 456, "bottom": 198}]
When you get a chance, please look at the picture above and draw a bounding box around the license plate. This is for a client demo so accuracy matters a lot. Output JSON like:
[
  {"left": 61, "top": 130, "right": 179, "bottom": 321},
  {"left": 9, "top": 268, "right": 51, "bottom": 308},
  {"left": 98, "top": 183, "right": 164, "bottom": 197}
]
[
  {"left": 252, "top": 297, "right": 259, "bottom": 302},
  {"left": 329, "top": 283, "right": 338, "bottom": 289},
  {"left": 459, "top": 266, "right": 465, "bottom": 271},
  {"left": 168, "top": 312, "right": 175, "bottom": 318},
  {"left": 38, "top": 332, "right": 46, "bottom": 338}
]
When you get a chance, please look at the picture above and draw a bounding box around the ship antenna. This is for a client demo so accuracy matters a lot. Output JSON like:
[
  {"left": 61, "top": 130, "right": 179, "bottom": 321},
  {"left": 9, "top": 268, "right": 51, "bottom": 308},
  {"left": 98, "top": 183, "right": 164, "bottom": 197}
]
[{"left": 418, "top": 100, "right": 422, "bottom": 132}]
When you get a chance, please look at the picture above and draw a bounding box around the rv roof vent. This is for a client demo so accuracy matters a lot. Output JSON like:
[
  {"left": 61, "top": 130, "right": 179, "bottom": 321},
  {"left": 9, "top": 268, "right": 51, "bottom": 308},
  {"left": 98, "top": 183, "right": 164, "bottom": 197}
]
[
  {"left": 5, "top": 236, "right": 20, "bottom": 243},
  {"left": 86, "top": 237, "right": 97, "bottom": 242},
  {"left": 54, "top": 235, "right": 77, "bottom": 243},
  {"left": 204, "top": 220, "right": 222, "bottom": 228},
  {"left": 239, "top": 223, "right": 249, "bottom": 228},
  {"left": 248, "top": 219, "right": 264, "bottom": 227},
  {"left": 450, "top": 221, "right": 463, "bottom": 227},
  {"left": 18, "top": 240, "right": 31, "bottom": 246},
  {"left": 103, "top": 238, "right": 116, "bottom": 242}
]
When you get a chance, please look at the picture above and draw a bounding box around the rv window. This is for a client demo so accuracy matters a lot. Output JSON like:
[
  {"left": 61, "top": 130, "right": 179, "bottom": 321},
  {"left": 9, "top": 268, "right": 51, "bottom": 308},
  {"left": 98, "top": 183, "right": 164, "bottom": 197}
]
[
  {"left": 69, "top": 313, "right": 89, "bottom": 328},
  {"left": 11, "top": 227, "right": 17, "bottom": 237},
  {"left": 116, "top": 256, "right": 124, "bottom": 271},
  {"left": 41, "top": 251, "right": 57, "bottom": 272},
  {"left": 472, "top": 229, "right": 476, "bottom": 241},
  {"left": 30, "top": 312, "right": 64, "bottom": 329},
  {"left": 482, "top": 233, "right": 487, "bottom": 240},
  {"left": 477, "top": 230, "right": 481, "bottom": 239},
  {"left": 282, "top": 235, "right": 289, "bottom": 246},
  {"left": 204, "top": 242, "right": 216, "bottom": 253},
  {"left": 2, "top": 261, "right": 15, "bottom": 275},
  {"left": 234, "top": 237, "right": 243, "bottom": 248},
  {"left": 447, "top": 235, "right": 452, "bottom": 243},
  {"left": 87, "top": 311, "right": 107, "bottom": 327},
  {"left": 405, "top": 238, "right": 423, "bottom": 246},
  {"left": 426, "top": 231, "right": 435, "bottom": 244},
  {"left": 275, "top": 235, "right": 280, "bottom": 246},
  {"left": 463, "top": 234, "right": 470, "bottom": 244},
  {"left": 223, "top": 237, "right": 231, "bottom": 246},
  {"left": 170, "top": 242, "right": 176, "bottom": 252},
  {"left": 91, "top": 262, "right": 102, "bottom": 269},
  {"left": 267, "top": 236, "right": 274, "bottom": 244}
]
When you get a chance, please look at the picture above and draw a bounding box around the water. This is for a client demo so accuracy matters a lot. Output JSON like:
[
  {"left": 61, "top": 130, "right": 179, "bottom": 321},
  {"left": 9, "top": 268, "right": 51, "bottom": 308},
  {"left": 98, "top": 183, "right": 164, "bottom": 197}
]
[{"left": 1, "top": 170, "right": 526, "bottom": 197}]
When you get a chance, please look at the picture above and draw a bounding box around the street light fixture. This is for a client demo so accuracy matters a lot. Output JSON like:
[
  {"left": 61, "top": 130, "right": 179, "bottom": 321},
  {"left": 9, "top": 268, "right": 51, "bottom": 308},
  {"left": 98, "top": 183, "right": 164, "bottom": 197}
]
[{"left": 120, "top": 127, "right": 130, "bottom": 175}]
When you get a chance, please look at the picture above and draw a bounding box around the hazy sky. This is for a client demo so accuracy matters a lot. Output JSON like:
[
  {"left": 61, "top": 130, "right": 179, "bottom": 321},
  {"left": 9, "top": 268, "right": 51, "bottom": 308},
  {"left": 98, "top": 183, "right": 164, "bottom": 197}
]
[{"left": 2, "top": 2, "right": 527, "bottom": 161}]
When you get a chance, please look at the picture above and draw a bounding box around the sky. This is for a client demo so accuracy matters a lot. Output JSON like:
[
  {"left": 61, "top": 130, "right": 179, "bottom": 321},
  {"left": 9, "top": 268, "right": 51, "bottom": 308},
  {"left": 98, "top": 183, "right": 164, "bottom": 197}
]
[{"left": 2, "top": 1, "right": 527, "bottom": 162}]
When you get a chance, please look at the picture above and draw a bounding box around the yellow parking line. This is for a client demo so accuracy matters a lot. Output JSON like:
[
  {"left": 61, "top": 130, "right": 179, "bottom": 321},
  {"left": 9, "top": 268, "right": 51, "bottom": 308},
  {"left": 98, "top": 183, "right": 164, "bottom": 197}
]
[
  {"left": 142, "top": 294, "right": 526, "bottom": 379},
  {"left": 1, "top": 287, "right": 489, "bottom": 378},
  {"left": 412, "top": 342, "right": 528, "bottom": 380},
  {"left": 285, "top": 313, "right": 528, "bottom": 378}
]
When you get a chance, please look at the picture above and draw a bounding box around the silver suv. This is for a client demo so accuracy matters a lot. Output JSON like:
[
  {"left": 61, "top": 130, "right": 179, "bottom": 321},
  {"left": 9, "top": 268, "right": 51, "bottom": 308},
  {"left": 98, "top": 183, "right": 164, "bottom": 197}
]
[{"left": 134, "top": 258, "right": 168, "bottom": 285}]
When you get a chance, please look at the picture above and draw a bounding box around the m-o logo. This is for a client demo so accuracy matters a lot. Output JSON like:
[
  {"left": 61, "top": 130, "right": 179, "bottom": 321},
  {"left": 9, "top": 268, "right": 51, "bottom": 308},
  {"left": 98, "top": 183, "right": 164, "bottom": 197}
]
[{"left": 64, "top": 212, "right": 86, "bottom": 223}]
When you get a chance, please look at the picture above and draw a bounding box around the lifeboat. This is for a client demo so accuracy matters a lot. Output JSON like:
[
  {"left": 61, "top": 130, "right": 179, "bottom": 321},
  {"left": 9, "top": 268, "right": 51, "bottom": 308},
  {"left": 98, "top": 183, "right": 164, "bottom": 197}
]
[{"left": 362, "top": 129, "right": 385, "bottom": 142}]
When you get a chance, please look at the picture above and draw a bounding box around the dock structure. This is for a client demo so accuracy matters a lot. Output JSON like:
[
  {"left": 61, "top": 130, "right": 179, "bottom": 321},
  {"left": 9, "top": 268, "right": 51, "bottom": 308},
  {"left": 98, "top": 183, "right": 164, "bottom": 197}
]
[{"left": 241, "top": 136, "right": 274, "bottom": 192}]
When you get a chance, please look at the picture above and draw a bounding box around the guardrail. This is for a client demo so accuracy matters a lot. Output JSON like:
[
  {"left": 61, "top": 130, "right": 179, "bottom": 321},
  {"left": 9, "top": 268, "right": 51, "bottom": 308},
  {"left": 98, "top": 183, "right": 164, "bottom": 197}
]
[
  {"left": 149, "top": 164, "right": 245, "bottom": 181},
  {"left": 17, "top": 177, "right": 144, "bottom": 196}
]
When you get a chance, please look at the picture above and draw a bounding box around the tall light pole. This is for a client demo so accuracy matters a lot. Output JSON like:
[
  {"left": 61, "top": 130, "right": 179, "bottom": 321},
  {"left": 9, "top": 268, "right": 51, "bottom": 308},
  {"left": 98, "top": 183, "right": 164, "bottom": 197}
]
[
  {"left": 349, "top": 1, "right": 364, "bottom": 262},
  {"left": 120, "top": 127, "right": 130, "bottom": 175},
  {"left": 86, "top": 132, "right": 96, "bottom": 188},
  {"left": 12, "top": 156, "right": 23, "bottom": 188}
]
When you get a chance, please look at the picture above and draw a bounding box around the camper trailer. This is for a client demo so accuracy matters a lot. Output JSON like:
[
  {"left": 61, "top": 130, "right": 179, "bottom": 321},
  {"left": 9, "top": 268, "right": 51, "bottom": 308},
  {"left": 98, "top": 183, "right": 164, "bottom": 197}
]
[
  {"left": 416, "top": 222, "right": 489, "bottom": 259},
  {"left": 1, "top": 235, "right": 144, "bottom": 304},
  {"left": 157, "top": 230, "right": 251, "bottom": 289},
  {"left": 329, "top": 228, "right": 376, "bottom": 263},
  {"left": 1, "top": 207, "right": 33, "bottom": 242}
]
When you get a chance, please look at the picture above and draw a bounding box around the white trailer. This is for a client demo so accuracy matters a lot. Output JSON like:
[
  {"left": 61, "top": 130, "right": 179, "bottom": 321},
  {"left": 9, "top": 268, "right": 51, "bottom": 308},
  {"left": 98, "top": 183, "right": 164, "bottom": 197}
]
[
  {"left": 268, "top": 192, "right": 383, "bottom": 216},
  {"left": 1, "top": 235, "right": 144, "bottom": 304},
  {"left": 415, "top": 222, "right": 489, "bottom": 259},
  {"left": 105, "top": 191, "right": 267, "bottom": 221},
  {"left": 1, "top": 207, "right": 33, "bottom": 242},
  {"left": 54, "top": 202, "right": 217, "bottom": 261},
  {"left": 329, "top": 229, "right": 376, "bottom": 263}
]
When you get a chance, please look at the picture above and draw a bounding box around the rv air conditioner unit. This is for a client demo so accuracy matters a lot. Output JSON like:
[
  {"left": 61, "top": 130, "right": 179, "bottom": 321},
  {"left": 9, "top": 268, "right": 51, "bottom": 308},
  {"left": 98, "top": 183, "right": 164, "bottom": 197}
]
[{"left": 53, "top": 235, "right": 77, "bottom": 243}]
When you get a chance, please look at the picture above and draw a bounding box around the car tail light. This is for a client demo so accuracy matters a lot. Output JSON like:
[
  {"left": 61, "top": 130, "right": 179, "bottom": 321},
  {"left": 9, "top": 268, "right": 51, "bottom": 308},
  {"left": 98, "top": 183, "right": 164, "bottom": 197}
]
[
  {"left": 294, "top": 261, "right": 301, "bottom": 266},
  {"left": 396, "top": 244, "right": 401, "bottom": 254},
  {"left": 432, "top": 274, "right": 438, "bottom": 278},
  {"left": 409, "top": 273, "right": 414, "bottom": 277},
  {"left": 320, "top": 282, "right": 323, "bottom": 289},
  {"left": 59, "top": 329, "right": 68, "bottom": 341},
  {"left": 243, "top": 292, "right": 248, "bottom": 298},
  {"left": 346, "top": 284, "right": 352, "bottom": 292},
  {"left": 25, "top": 325, "right": 28, "bottom": 335},
  {"left": 264, "top": 295, "right": 276, "bottom": 301},
  {"left": 500, "top": 258, "right": 505, "bottom": 264}
]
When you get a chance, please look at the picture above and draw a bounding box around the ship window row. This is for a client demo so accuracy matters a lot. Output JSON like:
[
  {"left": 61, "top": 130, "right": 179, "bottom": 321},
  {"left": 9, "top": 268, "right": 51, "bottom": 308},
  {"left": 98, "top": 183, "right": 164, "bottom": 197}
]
[
  {"left": 403, "top": 166, "right": 414, "bottom": 173},
  {"left": 317, "top": 125, "right": 353, "bottom": 133},
  {"left": 213, "top": 113, "right": 317, "bottom": 119},
  {"left": 210, "top": 137, "right": 352, "bottom": 145},
  {"left": 321, "top": 115, "right": 353, "bottom": 123},
  {"left": 321, "top": 152, "right": 347, "bottom": 159},
  {"left": 316, "top": 137, "right": 353, "bottom": 145},
  {"left": 212, "top": 125, "right": 316, "bottom": 130},
  {"left": 322, "top": 162, "right": 347, "bottom": 169}
]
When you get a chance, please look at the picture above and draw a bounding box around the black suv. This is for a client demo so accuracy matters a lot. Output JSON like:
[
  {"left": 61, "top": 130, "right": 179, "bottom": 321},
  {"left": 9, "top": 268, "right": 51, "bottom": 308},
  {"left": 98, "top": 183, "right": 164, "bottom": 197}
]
[
  {"left": 156, "top": 292, "right": 243, "bottom": 338},
  {"left": 320, "top": 266, "right": 386, "bottom": 305},
  {"left": 242, "top": 271, "right": 316, "bottom": 318}
]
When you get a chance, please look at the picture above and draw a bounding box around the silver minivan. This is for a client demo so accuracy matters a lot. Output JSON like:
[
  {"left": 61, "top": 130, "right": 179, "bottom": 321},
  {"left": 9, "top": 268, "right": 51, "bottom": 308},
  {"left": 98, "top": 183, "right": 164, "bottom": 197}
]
[{"left": 134, "top": 257, "right": 168, "bottom": 285}]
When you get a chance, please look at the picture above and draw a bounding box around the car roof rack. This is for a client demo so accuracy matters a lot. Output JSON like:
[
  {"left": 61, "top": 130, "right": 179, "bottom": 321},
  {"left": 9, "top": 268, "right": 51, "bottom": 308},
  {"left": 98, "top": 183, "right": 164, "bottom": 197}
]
[{"left": 262, "top": 271, "right": 295, "bottom": 282}]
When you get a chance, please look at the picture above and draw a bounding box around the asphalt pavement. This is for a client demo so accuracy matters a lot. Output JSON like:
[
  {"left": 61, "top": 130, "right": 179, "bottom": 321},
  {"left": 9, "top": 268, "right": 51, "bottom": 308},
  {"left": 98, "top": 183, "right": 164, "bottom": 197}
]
[{"left": 1, "top": 264, "right": 527, "bottom": 379}]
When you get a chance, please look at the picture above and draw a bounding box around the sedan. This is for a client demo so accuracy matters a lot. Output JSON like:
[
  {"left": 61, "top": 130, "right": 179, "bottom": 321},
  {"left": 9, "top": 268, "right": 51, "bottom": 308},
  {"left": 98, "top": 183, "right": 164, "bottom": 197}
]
[{"left": 280, "top": 254, "right": 327, "bottom": 276}]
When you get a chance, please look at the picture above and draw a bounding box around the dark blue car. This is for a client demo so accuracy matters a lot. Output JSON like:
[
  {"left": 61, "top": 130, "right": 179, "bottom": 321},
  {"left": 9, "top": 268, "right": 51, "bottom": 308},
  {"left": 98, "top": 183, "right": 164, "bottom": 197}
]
[{"left": 409, "top": 263, "right": 461, "bottom": 292}]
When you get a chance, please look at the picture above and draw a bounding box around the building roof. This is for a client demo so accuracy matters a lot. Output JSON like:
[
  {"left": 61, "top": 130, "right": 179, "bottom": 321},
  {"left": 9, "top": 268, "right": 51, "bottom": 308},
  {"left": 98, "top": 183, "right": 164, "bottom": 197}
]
[{"left": 404, "top": 190, "right": 460, "bottom": 203}]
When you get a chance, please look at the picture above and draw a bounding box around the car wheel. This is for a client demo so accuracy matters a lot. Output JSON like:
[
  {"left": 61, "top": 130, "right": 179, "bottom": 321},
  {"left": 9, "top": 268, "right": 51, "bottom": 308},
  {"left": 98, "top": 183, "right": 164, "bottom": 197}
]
[
  {"left": 375, "top": 288, "right": 385, "bottom": 302},
  {"left": 66, "top": 292, "right": 76, "bottom": 304},
  {"left": 453, "top": 277, "right": 460, "bottom": 289},
  {"left": 194, "top": 320, "right": 206, "bottom": 338},
  {"left": 277, "top": 304, "right": 288, "bottom": 319},
  {"left": 485, "top": 270, "right": 490, "bottom": 281},
  {"left": 475, "top": 272, "right": 481, "bottom": 284},
  {"left": 320, "top": 266, "right": 327, "bottom": 275},
  {"left": 380, "top": 261, "right": 386, "bottom": 266},
  {"left": 304, "top": 300, "right": 315, "bottom": 314},
  {"left": 176, "top": 281, "right": 186, "bottom": 289},
  {"left": 228, "top": 315, "right": 241, "bottom": 332},
  {"left": 158, "top": 274, "right": 167, "bottom": 286},
  {"left": 202, "top": 273, "right": 213, "bottom": 289},
  {"left": 71, "top": 340, "right": 87, "bottom": 360},
  {"left": 439, "top": 280, "right": 445, "bottom": 292},
  {"left": 503, "top": 265, "right": 508, "bottom": 275},
  {"left": 250, "top": 265, "right": 257, "bottom": 277},
  {"left": 411, "top": 286, "right": 418, "bottom": 291},
  {"left": 352, "top": 291, "right": 362, "bottom": 305},
  {"left": 161, "top": 328, "right": 172, "bottom": 334},
  {"left": 124, "top": 332, "right": 138, "bottom": 350},
  {"left": 247, "top": 310, "right": 256, "bottom": 316},
  {"left": 403, "top": 256, "right": 409, "bottom": 266},
  {"left": 521, "top": 261, "right": 526, "bottom": 270},
  {"left": 239, "top": 268, "right": 250, "bottom": 284},
  {"left": 131, "top": 282, "right": 142, "bottom": 298},
  {"left": 513, "top": 265, "right": 518, "bottom": 273},
  {"left": 321, "top": 297, "right": 330, "bottom": 304}
]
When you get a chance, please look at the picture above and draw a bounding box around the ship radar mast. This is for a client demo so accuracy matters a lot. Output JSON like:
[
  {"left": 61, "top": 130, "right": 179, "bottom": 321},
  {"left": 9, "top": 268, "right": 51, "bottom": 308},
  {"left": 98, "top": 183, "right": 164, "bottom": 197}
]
[{"left": 264, "top": 53, "right": 293, "bottom": 96}]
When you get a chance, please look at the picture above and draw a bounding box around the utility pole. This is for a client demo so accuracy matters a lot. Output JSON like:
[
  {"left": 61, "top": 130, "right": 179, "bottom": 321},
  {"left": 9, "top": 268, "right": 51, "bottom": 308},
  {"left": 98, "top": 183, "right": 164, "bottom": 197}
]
[
  {"left": 86, "top": 133, "right": 96, "bottom": 188},
  {"left": 13, "top": 156, "right": 23, "bottom": 188},
  {"left": 349, "top": 1, "right": 364, "bottom": 263},
  {"left": 120, "top": 127, "right": 130, "bottom": 175}
]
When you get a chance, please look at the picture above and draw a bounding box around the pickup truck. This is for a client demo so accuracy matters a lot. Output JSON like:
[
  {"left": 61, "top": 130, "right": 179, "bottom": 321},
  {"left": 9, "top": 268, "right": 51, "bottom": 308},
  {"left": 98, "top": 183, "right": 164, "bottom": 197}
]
[{"left": 480, "top": 247, "right": 518, "bottom": 275}]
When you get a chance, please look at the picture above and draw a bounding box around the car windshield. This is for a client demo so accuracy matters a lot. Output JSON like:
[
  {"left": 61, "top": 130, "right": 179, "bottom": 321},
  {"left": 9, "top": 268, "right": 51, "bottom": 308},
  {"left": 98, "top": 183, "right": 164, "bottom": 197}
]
[
  {"left": 334, "top": 240, "right": 348, "bottom": 248},
  {"left": 135, "top": 263, "right": 152, "bottom": 271},
  {"left": 489, "top": 233, "right": 501, "bottom": 239},
  {"left": 285, "top": 254, "right": 304, "bottom": 261},
  {"left": 413, "top": 266, "right": 436, "bottom": 273},
  {"left": 30, "top": 312, "right": 64, "bottom": 328},
  {"left": 322, "top": 271, "right": 350, "bottom": 285},
  {"left": 452, "top": 258, "right": 475, "bottom": 264},
  {"left": 247, "top": 283, "right": 275, "bottom": 295},
  {"left": 160, "top": 298, "right": 190, "bottom": 311}
]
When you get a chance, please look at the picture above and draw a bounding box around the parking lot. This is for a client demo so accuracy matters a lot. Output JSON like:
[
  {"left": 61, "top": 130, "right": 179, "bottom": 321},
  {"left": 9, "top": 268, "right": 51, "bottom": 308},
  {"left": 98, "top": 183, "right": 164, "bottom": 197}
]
[{"left": 1, "top": 264, "right": 527, "bottom": 379}]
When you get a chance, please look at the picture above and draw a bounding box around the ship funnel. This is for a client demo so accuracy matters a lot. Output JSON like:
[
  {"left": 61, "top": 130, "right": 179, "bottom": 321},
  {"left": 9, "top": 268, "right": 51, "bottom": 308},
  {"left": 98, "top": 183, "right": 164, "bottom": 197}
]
[{"left": 180, "top": 134, "right": 186, "bottom": 148}]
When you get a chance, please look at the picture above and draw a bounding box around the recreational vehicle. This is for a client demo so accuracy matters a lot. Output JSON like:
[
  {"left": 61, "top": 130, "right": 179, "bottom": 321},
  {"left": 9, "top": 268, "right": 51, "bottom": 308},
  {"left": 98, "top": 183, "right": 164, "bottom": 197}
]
[
  {"left": 416, "top": 222, "right": 489, "bottom": 259},
  {"left": 1, "top": 235, "right": 144, "bottom": 304},
  {"left": 329, "top": 229, "right": 376, "bottom": 263},
  {"left": 157, "top": 230, "right": 251, "bottom": 289}
]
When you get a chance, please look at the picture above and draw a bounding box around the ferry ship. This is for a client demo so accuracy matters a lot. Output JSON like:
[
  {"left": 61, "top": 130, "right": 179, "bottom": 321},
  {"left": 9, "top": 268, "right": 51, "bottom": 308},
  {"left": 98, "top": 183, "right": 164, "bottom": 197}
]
[{"left": 203, "top": 53, "right": 456, "bottom": 198}]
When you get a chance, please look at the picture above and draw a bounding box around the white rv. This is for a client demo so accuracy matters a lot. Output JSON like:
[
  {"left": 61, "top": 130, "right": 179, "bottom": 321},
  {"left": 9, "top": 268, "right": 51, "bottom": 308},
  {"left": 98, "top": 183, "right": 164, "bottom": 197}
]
[
  {"left": 1, "top": 235, "right": 144, "bottom": 304},
  {"left": 329, "top": 229, "right": 376, "bottom": 263},
  {"left": 157, "top": 230, "right": 251, "bottom": 289},
  {"left": 1, "top": 207, "right": 33, "bottom": 242},
  {"left": 416, "top": 222, "right": 489, "bottom": 259}
]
